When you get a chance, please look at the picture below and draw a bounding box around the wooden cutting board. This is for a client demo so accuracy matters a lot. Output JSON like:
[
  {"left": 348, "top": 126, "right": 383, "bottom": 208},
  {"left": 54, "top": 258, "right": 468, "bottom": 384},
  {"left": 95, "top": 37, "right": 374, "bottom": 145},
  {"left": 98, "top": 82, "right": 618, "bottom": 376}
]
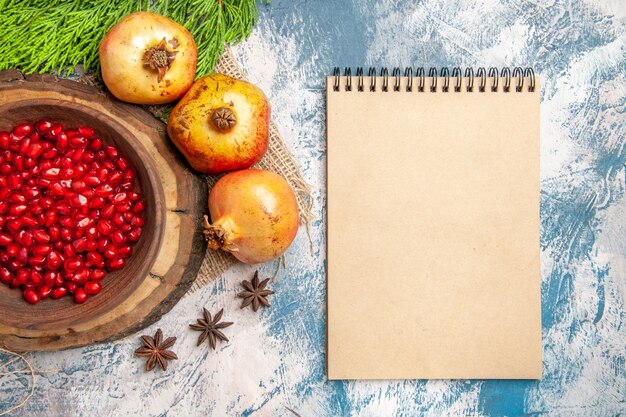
[{"left": 0, "top": 70, "right": 207, "bottom": 351}]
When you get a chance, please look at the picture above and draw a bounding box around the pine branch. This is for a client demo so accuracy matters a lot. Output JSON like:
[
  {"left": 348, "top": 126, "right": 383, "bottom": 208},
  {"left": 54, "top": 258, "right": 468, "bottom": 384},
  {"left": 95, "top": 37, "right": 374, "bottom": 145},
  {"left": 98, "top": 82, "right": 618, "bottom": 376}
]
[{"left": 0, "top": 0, "right": 259, "bottom": 77}]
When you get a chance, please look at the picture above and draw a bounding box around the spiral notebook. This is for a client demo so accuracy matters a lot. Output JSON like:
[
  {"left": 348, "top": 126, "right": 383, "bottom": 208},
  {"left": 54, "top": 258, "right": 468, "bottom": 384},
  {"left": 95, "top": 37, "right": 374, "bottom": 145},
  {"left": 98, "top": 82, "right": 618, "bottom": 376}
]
[{"left": 326, "top": 67, "right": 541, "bottom": 380}]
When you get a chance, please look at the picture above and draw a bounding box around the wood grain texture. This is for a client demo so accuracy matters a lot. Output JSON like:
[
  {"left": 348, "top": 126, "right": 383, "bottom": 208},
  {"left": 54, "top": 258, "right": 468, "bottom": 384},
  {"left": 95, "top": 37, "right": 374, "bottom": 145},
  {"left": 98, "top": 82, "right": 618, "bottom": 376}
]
[{"left": 0, "top": 70, "right": 207, "bottom": 351}]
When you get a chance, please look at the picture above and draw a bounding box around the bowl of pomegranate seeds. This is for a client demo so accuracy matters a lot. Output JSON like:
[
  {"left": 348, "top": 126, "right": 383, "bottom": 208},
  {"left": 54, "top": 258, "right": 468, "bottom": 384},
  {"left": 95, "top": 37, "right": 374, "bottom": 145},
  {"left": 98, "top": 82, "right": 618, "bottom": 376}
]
[{"left": 0, "top": 104, "right": 165, "bottom": 315}]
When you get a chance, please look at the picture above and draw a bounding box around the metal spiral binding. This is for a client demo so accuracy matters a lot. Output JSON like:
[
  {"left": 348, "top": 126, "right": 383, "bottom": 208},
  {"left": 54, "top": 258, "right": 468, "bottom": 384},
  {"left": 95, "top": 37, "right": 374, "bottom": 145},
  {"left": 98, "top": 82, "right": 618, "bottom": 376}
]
[{"left": 332, "top": 66, "right": 536, "bottom": 93}]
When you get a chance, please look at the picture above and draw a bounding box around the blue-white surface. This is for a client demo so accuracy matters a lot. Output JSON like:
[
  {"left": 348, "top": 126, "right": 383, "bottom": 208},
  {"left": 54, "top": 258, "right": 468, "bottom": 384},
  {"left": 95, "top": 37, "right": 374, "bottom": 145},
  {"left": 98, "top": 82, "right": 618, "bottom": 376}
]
[{"left": 2, "top": 0, "right": 625, "bottom": 415}]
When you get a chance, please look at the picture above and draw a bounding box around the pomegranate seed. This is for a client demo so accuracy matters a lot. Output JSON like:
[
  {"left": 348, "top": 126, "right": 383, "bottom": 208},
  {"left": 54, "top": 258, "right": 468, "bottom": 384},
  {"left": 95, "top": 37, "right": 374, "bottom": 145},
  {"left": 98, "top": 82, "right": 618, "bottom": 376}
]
[
  {"left": 119, "top": 181, "right": 134, "bottom": 191},
  {"left": 103, "top": 246, "right": 118, "bottom": 260},
  {"left": 9, "top": 204, "right": 27, "bottom": 216},
  {"left": 127, "top": 192, "right": 140, "bottom": 202},
  {"left": 43, "top": 271, "right": 57, "bottom": 286},
  {"left": 88, "top": 196, "right": 105, "bottom": 209},
  {"left": 82, "top": 151, "right": 95, "bottom": 164},
  {"left": 43, "top": 167, "right": 60, "bottom": 179},
  {"left": 130, "top": 216, "right": 145, "bottom": 227},
  {"left": 89, "top": 137, "right": 103, "bottom": 150},
  {"left": 33, "top": 230, "right": 51, "bottom": 243},
  {"left": 8, "top": 193, "right": 26, "bottom": 204},
  {"left": 41, "top": 148, "right": 58, "bottom": 159},
  {"left": 22, "top": 214, "right": 39, "bottom": 228},
  {"left": 111, "top": 230, "right": 126, "bottom": 244},
  {"left": 23, "top": 289, "right": 40, "bottom": 304},
  {"left": 7, "top": 218, "right": 23, "bottom": 233},
  {"left": 27, "top": 143, "right": 44, "bottom": 158},
  {"left": 32, "top": 244, "right": 52, "bottom": 256},
  {"left": 21, "top": 233, "right": 34, "bottom": 249},
  {"left": 104, "top": 145, "right": 118, "bottom": 159},
  {"left": 6, "top": 244, "right": 18, "bottom": 256},
  {"left": 87, "top": 251, "right": 103, "bottom": 266},
  {"left": 0, "top": 267, "right": 12, "bottom": 284},
  {"left": 30, "top": 271, "right": 43, "bottom": 285},
  {"left": 90, "top": 269, "right": 106, "bottom": 280},
  {"left": 95, "top": 184, "right": 113, "bottom": 197},
  {"left": 23, "top": 187, "right": 41, "bottom": 200},
  {"left": 54, "top": 273, "right": 64, "bottom": 287},
  {"left": 65, "top": 282, "right": 78, "bottom": 294},
  {"left": 64, "top": 257, "right": 83, "bottom": 271},
  {"left": 63, "top": 244, "right": 76, "bottom": 259},
  {"left": 28, "top": 256, "right": 46, "bottom": 266},
  {"left": 78, "top": 127, "right": 95, "bottom": 138},
  {"left": 14, "top": 156, "right": 24, "bottom": 171},
  {"left": 13, "top": 123, "right": 34, "bottom": 138},
  {"left": 50, "top": 286, "right": 68, "bottom": 299},
  {"left": 56, "top": 132, "right": 69, "bottom": 149},
  {"left": 127, "top": 228, "right": 142, "bottom": 242},
  {"left": 70, "top": 135, "right": 87, "bottom": 148},
  {"left": 19, "top": 137, "right": 31, "bottom": 155},
  {"left": 108, "top": 171, "right": 123, "bottom": 185},
  {"left": 71, "top": 180, "right": 86, "bottom": 192},
  {"left": 60, "top": 227, "right": 73, "bottom": 242},
  {"left": 60, "top": 216, "right": 73, "bottom": 228},
  {"left": 74, "top": 288, "right": 88, "bottom": 303},
  {"left": 47, "top": 123, "right": 63, "bottom": 138},
  {"left": 8, "top": 174, "right": 22, "bottom": 189},
  {"left": 16, "top": 247, "right": 29, "bottom": 263},
  {"left": 43, "top": 210, "right": 58, "bottom": 227},
  {"left": 73, "top": 237, "right": 88, "bottom": 252},
  {"left": 36, "top": 120, "right": 53, "bottom": 134},
  {"left": 97, "top": 238, "right": 110, "bottom": 252},
  {"left": 70, "top": 268, "right": 90, "bottom": 284},
  {"left": 84, "top": 175, "right": 101, "bottom": 187},
  {"left": 115, "top": 203, "right": 131, "bottom": 213},
  {"left": 116, "top": 157, "right": 129, "bottom": 171},
  {"left": 71, "top": 148, "right": 85, "bottom": 162},
  {"left": 96, "top": 220, "right": 113, "bottom": 235},
  {"left": 55, "top": 201, "right": 71, "bottom": 215},
  {"left": 70, "top": 194, "right": 88, "bottom": 207},
  {"left": 49, "top": 182, "right": 65, "bottom": 197},
  {"left": 118, "top": 245, "right": 133, "bottom": 259},
  {"left": 84, "top": 281, "right": 102, "bottom": 295},
  {"left": 0, "top": 233, "right": 12, "bottom": 246},
  {"left": 109, "top": 209, "right": 123, "bottom": 223},
  {"left": 39, "top": 285, "right": 52, "bottom": 299},
  {"left": 107, "top": 258, "right": 126, "bottom": 271},
  {"left": 49, "top": 225, "right": 61, "bottom": 241},
  {"left": 86, "top": 239, "right": 98, "bottom": 251},
  {"left": 100, "top": 204, "right": 116, "bottom": 219},
  {"left": 47, "top": 250, "right": 62, "bottom": 269},
  {"left": 0, "top": 132, "right": 9, "bottom": 149}
]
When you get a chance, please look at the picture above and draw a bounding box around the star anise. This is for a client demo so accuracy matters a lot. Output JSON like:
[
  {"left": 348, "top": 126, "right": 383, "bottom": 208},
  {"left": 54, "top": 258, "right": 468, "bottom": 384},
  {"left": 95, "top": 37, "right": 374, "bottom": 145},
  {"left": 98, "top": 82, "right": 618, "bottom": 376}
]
[
  {"left": 142, "top": 37, "right": 178, "bottom": 82},
  {"left": 237, "top": 271, "right": 275, "bottom": 312},
  {"left": 134, "top": 328, "right": 178, "bottom": 371},
  {"left": 189, "top": 308, "right": 233, "bottom": 349}
]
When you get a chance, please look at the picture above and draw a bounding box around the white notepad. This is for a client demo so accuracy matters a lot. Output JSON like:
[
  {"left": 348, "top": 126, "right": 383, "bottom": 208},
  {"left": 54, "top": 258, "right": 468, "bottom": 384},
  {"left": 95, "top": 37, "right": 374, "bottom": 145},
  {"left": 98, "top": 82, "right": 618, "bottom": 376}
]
[{"left": 326, "top": 67, "right": 541, "bottom": 379}]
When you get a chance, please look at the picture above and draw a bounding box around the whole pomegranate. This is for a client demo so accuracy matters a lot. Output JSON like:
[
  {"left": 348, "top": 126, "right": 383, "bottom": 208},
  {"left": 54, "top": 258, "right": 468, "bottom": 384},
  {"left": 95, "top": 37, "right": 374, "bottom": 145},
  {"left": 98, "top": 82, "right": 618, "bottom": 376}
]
[
  {"left": 99, "top": 12, "right": 197, "bottom": 104},
  {"left": 205, "top": 169, "right": 298, "bottom": 264},
  {"left": 167, "top": 73, "right": 270, "bottom": 174}
]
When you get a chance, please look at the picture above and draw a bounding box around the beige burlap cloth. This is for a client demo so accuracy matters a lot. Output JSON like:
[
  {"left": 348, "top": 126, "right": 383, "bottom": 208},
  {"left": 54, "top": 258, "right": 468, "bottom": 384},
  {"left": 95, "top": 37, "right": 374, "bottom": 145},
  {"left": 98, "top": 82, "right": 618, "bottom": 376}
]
[{"left": 193, "top": 46, "right": 313, "bottom": 290}]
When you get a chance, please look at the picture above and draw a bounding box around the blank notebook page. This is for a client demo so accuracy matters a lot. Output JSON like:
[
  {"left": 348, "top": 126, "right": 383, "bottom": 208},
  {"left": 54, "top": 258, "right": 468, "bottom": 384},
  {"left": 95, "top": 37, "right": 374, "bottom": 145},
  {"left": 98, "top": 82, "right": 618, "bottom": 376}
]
[{"left": 326, "top": 74, "right": 541, "bottom": 380}]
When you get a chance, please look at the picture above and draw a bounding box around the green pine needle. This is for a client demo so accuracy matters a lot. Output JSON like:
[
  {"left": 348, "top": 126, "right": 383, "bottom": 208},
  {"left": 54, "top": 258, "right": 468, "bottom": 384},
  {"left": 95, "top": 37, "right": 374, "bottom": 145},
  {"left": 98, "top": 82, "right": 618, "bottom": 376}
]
[{"left": 0, "top": 0, "right": 259, "bottom": 77}]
